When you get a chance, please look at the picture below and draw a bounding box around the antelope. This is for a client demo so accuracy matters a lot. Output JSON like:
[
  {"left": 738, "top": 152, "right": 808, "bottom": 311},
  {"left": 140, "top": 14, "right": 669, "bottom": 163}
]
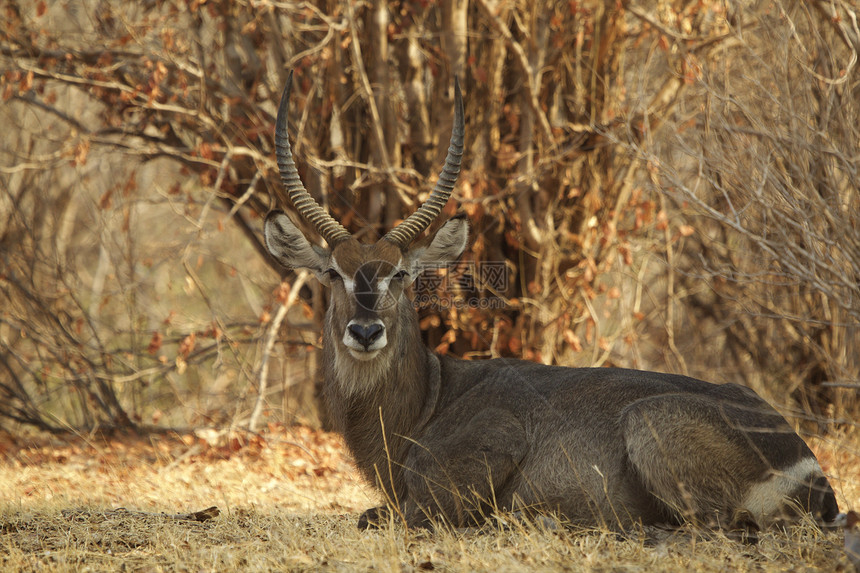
[{"left": 263, "top": 73, "right": 839, "bottom": 534}]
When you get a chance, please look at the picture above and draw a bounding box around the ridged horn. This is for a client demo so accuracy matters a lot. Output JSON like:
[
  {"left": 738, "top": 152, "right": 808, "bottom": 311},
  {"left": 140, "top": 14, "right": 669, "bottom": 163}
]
[
  {"left": 276, "top": 71, "right": 351, "bottom": 246},
  {"left": 384, "top": 77, "right": 464, "bottom": 248}
]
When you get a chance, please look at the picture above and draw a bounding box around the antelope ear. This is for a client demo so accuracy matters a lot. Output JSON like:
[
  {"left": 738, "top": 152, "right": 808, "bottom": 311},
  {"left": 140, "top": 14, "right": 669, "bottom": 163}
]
[
  {"left": 264, "top": 211, "right": 329, "bottom": 274},
  {"left": 405, "top": 216, "right": 469, "bottom": 276}
]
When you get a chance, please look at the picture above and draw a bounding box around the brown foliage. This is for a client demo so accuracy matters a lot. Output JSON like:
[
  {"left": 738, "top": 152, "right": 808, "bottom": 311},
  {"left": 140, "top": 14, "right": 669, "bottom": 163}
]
[{"left": 0, "top": 0, "right": 857, "bottom": 432}]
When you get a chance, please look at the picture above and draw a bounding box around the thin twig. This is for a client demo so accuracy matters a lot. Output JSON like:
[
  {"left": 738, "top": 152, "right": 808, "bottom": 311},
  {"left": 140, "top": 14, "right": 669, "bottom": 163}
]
[
  {"left": 474, "top": 0, "right": 554, "bottom": 146},
  {"left": 249, "top": 270, "right": 311, "bottom": 432}
]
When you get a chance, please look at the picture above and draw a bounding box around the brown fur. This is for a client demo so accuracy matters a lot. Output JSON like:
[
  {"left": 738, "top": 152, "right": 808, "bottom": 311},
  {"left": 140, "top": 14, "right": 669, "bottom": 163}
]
[{"left": 264, "top": 212, "right": 840, "bottom": 532}]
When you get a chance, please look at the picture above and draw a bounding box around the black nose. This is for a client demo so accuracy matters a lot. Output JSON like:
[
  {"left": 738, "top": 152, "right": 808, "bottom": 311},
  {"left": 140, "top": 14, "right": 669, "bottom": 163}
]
[{"left": 348, "top": 323, "right": 384, "bottom": 350}]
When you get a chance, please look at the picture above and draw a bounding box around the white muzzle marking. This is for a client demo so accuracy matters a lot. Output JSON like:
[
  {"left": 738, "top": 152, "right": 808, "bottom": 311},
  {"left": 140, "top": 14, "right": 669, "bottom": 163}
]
[{"left": 343, "top": 318, "right": 387, "bottom": 358}]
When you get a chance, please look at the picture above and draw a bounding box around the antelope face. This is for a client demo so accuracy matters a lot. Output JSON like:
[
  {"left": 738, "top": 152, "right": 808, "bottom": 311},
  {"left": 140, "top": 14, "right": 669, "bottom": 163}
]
[
  {"left": 264, "top": 212, "right": 469, "bottom": 362},
  {"left": 263, "top": 71, "right": 465, "bottom": 363},
  {"left": 325, "top": 240, "right": 405, "bottom": 360}
]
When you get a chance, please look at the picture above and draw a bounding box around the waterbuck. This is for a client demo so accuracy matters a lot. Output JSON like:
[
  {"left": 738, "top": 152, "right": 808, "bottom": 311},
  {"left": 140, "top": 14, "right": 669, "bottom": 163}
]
[{"left": 263, "top": 74, "right": 839, "bottom": 534}]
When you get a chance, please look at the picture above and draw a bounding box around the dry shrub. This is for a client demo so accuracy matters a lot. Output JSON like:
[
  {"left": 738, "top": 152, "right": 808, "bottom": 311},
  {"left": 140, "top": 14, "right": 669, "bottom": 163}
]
[
  {"left": 0, "top": 0, "right": 857, "bottom": 433},
  {"left": 625, "top": 1, "right": 860, "bottom": 421}
]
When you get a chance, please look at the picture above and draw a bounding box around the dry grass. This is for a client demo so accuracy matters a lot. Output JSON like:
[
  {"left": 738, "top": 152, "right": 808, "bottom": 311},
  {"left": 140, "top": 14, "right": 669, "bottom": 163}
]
[{"left": 1, "top": 425, "right": 858, "bottom": 572}]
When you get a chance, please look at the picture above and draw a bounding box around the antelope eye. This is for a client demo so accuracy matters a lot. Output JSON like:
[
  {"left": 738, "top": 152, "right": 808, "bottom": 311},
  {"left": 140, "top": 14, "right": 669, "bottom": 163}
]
[
  {"left": 393, "top": 270, "right": 409, "bottom": 281},
  {"left": 324, "top": 268, "right": 342, "bottom": 281}
]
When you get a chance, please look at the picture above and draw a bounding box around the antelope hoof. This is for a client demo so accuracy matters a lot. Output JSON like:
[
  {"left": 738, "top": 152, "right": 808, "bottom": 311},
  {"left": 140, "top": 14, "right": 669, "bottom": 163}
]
[
  {"left": 357, "top": 506, "right": 390, "bottom": 530},
  {"left": 728, "top": 509, "right": 760, "bottom": 545}
]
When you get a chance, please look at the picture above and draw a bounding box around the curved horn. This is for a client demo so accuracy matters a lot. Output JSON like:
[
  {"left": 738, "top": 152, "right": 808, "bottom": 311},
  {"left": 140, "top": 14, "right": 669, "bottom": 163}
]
[
  {"left": 276, "top": 72, "right": 351, "bottom": 245},
  {"left": 384, "top": 77, "right": 464, "bottom": 248}
]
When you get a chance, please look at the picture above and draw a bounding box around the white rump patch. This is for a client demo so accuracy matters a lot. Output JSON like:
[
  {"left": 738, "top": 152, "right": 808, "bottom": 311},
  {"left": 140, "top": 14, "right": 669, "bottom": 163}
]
[{"left": 741, "top": 457, "right": 821, "bottom": 523}]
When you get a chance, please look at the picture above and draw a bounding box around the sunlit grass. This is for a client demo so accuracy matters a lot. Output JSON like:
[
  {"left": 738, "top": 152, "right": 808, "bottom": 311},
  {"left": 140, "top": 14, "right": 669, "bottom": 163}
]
[{"left": 1, "top": 425, "right": 857, "bottom": 572}]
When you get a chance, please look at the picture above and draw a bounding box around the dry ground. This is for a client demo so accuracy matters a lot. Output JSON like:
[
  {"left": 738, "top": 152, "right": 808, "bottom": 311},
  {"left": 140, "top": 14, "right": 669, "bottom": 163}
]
[{"left": 1, "top": 424, "right": 858, "bottom": 572}]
